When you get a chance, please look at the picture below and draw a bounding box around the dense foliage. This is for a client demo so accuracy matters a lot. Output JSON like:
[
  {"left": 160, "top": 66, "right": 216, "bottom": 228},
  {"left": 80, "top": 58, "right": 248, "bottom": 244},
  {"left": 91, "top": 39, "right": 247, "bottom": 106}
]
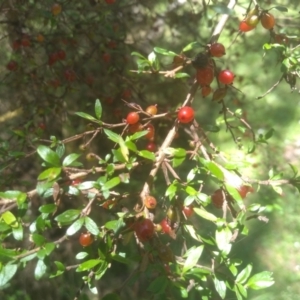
[{"left": 1, "top": 1, "right": 300, "bottom": 300}]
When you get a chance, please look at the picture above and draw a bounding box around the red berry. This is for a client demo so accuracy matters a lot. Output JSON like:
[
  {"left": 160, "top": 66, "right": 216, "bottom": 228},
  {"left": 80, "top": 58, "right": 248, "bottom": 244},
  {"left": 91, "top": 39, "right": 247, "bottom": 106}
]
[
  {"left": 239, "top": 20, "right": 255, "bottom": 32},
  {"left": 48, "top": 53, "right": 59, "bottom": 66},
  {"left": 134, "top": 219, "right": 154, "bottom": 242},
  {"left": 79, "top": 232, "right": 94, "bottom": 247},
  {"left": 261, "top": 12, "right": 275, "bottom": 30},
  {"left": 145, "top": 124, "right": 155, "bottom": 140},
  {"left": 210, "top": 43, "right": 226, "bottom": 57},
  {"left": 6, "top": 60, "right": 18, "bottom": 71},
  {"left": 52, "top": 3, "right": 62, "bottom": 15},
  {"left": 201, "top": 85, "right": 212, "bottom": 97},
  {"left": 126, "top": 112, "right": 140, "bottom": 125},
  {"left": 146, "top": 142, "right": 156, "bottom": 152},
  {"left": 57, "top": 49, "right": 66, "bottom": 60},
  {"left": 144, "top": 195, "right": 157, "bottom": 209},
  {"left": 122, "top": 89, "right": 132, "bottom": 99},
  {"left": 47, "top": 78, "right": 61, "bottom": 88},
  {"left": 107, "top": 40, "right": 117, "bottom": 49},
  {"left": 237, "top": 185, "right": 254, "bottom": 199},
  {"left": 102, "top": 53, "right": 111, "bottom": 63},
  {"left": 64, "top": 69, "right": 76, "bottom": 82},
  {"left": 71, "top": 178, "right": 82, "bottom": 186},
  {"left": 218, "top": 70, "right": 235, "bottom": 85},
  {"left": 21, "top": 36, "right": 31, "bottom": 47},
  {"left": 145, "top": 105, "right": 158, "bottom": 115},
  {"left": 211, "top": 189, "right": 225, "bottom": 209},
  {"left": 105, "top": 0, "right": 116, "bottom": 4},
  {"left": 128, "top": 122, "right": 143, "bottom": 133},
  {"left": 177, "top": 106, "right": 194, "bottom": 124},
  {"left": 160, "top": 218, "right": 172, "bottom": 234},
  {"left": 12, "top": 40, "right": 21, "bottom": 51},
  {"left": 182, "top": 206, "right": 194, "bottom": 218},
  {"left": 38, "top": 123, "right": 46, "bottom": 130},
  {"left": 196, "top": 66, "right": 214, "bottom": 86}
]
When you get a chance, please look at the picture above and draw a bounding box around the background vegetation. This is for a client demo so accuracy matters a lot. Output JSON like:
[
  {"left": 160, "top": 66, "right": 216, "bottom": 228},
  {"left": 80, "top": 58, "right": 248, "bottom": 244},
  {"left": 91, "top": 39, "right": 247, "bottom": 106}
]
[{"left": 0, "top": 0, "right": 300, "bottom": 299}]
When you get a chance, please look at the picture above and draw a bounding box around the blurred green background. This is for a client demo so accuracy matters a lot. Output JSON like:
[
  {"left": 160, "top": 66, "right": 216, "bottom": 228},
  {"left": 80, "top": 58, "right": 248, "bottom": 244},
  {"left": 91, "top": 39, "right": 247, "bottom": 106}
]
[{"left": 1, "top": 0, "right": 300, "bottom": 299}]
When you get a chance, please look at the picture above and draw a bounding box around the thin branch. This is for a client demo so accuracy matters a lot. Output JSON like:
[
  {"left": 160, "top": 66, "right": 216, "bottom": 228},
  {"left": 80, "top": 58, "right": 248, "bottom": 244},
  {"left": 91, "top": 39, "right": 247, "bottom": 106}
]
[{"left": 257, "top": 74, "right": 284, "bottom": 99}]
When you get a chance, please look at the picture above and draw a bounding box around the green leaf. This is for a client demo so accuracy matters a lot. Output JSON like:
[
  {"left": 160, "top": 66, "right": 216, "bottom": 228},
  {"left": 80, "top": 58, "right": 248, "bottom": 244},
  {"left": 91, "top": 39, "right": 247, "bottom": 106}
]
[
  {"left": 62, "top": 153, "right": 81, "bottom": 167},
  {"left": 39, "top": 203, "right": 57, "bottom": 214},
  {"left": 206, "top": 162, "right": 224, "bottom": 181},
  {"left": 49, "top": 261, "right": 65, "bottom": 278},
  {"left": 12, "top": 224, "right": 23, "bottom": 241},
  {"left": 32, "top": 233, "right": 46, "bottom": 246},
  {"left": 236, "top": 264, "right": 253, "bottom": 284},
  {"left": 37, "top": 167, "right": 61, "bottom": 181},
  {"left": 225, "top": 184, "right": 243, "bottom": 209},
  {"left": 102, "top": 177, "right": 121, "bottom": 190},
  {"left": 76, "top": 252, "right": 88, "bottom": 260},
  {"left": 37, "top": 145, "right": 61, "bottom": 167},
  {"left": 265, "top": 128, "right": 274, "bottom": 140},
  {"left": 77, "top": 259, "right": 102, "bottom": 272},
  {"left": 214, "top": 277, "right": 226, "bottom": 299},
  {"left": 147, "top": 275, "right": 169, "bottom": 294},
  {"left": 66, "top": 218, "right": 84, "bottom": 236},
  {"left": 0, "top": 264, "right": 18, "bottom": 287},
  {"left": 236, "top": 283, "right": 248, "bottom": 298},
  {"left": 129, "top": 130, "right": 148, "bottom": 140},
  {"left": 182, "top": 41, "right": 202, "bottom": 52},
  {"left": 234, "top": 285, "right": 244, "bottom": 300},
  {"left": 104, "top": 129, "right": 121, "bottom": 144},
  {"left": 55, "top": 209, "right": 80, "bottom": 224},
  {"left": 105, "top": 219, "right": 125, "bottom": 233},
  {"left": 174, "top": 73, "right": 190, "bottom": 78},
  {"left": 34, "top": 259, "right": 47, "bottom": 280},
  {"left": 85, "top": 217, "right": 100, "bottom": 235},
  {"left": 153, "top": 47, "right": 177, "bottom": 56},
  {"left": 95, "top": 99, "right": 102, "bottom": 120},
  {"left": 75, "top": 112, "right": 98, "bottom": 122},
  {"left": 131, "top": 51, "right": 147, "bottom": 59},
  {"left": 2, "top": 211, "right": 18, "bottom": 228},
  {"left": 119, "top": 141, "right": 129, "bottom": 162},
  {"left": 165, "top": 182, "right": 179, "bottom": 200},
  {"left": 272, "top": 6, "right": 288, "bottom": 12},
  {"left": 45, "top": 243, "right": 55, "bottom": 255},
  {"left": 0, "top": 191, "right": 27, "bottom": 206},
  {"left": 110, "top": 252, "right": 131, "bottom": 265},
  {"left": 182, "top": 246, "right": 204, "bottom": 274},
  {"left": 138, "top": 150, "right": 156, "bottom": 161},
  {"left": 247, "top": 271, "right": 274, "bottom": 290},
  {"left": 215, "top": 227, "right": 232, "bottom": 255},
  {"left": 194, "top": 207, "right": 217, "bottom": 222}
]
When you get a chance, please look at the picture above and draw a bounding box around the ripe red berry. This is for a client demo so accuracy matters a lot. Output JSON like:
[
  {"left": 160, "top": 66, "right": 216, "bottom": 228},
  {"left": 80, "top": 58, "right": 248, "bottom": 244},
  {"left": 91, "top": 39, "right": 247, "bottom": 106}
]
[
  {"left": 177, "top": 106, "right": 194, "bottom": 124},
  {"left": 64, "top": 69, "right": 76, "bottom": 82},
  {"left": 48, "top": 53, "right": 59, "bottom": 66},
  {"left": 57, "top": 49, "right": 66, "bottom": 60},
  {"left": 6, "top": 60, "right": 18, "bottom": 71},
  {"left": 146, "top": 142, "right": 157, "bottom": 152},
  {"left": 102, "top": 52, "right": 111, "bottom": 63},
  {"left": 122, "top": 89, "right": 132, "bottom": 99},
  {"left": 126, "top": 112, "right": 140, "bottom": 125},
  {"left": 144, "top": 195, "right": 157, "bottom": 209},
  {"left": 145, "top": 124, "right": 155, "bottom": 140},
  {"left": 128, "top": 122, "right": 143, "bottom": 134},
  {"left": 237, "top": 185, "right": 254, "bottom": 199},
  {"left": 211, "top": 189, "right": 225, "bottom": 209},
  {"left": 261, "top": 12, "right": 275, "bottom": 30},
  {"left": 21, "top": 36, "right": 31, "bottom": 47},
  {"left": 210, "top": 43, "right": 226, "bottom": 57},
  {"left": 12, "top": 40, "right": 21, "bottom": 51},
  {"left": 79, "top": 232, "right": 94, "bottom": 247},
  {"left": 134, "top": 219, "right": 154, "bottom": 242},
  {"left": 218, "top": 70, "right": 235, "bottom": 85},
  {"left": 239, "top": 20, "right": 255, "bottom": 32},
  {"left": 201, "top": 85, "right": 212, "bottom": 97},
  {"left": 182, "top": 206, "right": 194, "bottom": 218},
  {"left": 38, "top": 123, "right": 46, "bottom": 130},
  {"left": 105, "top": 0, "right": 116, "bottom": 4},
  {"left": 160, "top": 218, "right": 172, "bottom": 234},
  {"left": 196, "top": 66, "right": 214, "bottom": 86},
  {"left": 71, "top": 178, "right": 82, "bottom": 186}
]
